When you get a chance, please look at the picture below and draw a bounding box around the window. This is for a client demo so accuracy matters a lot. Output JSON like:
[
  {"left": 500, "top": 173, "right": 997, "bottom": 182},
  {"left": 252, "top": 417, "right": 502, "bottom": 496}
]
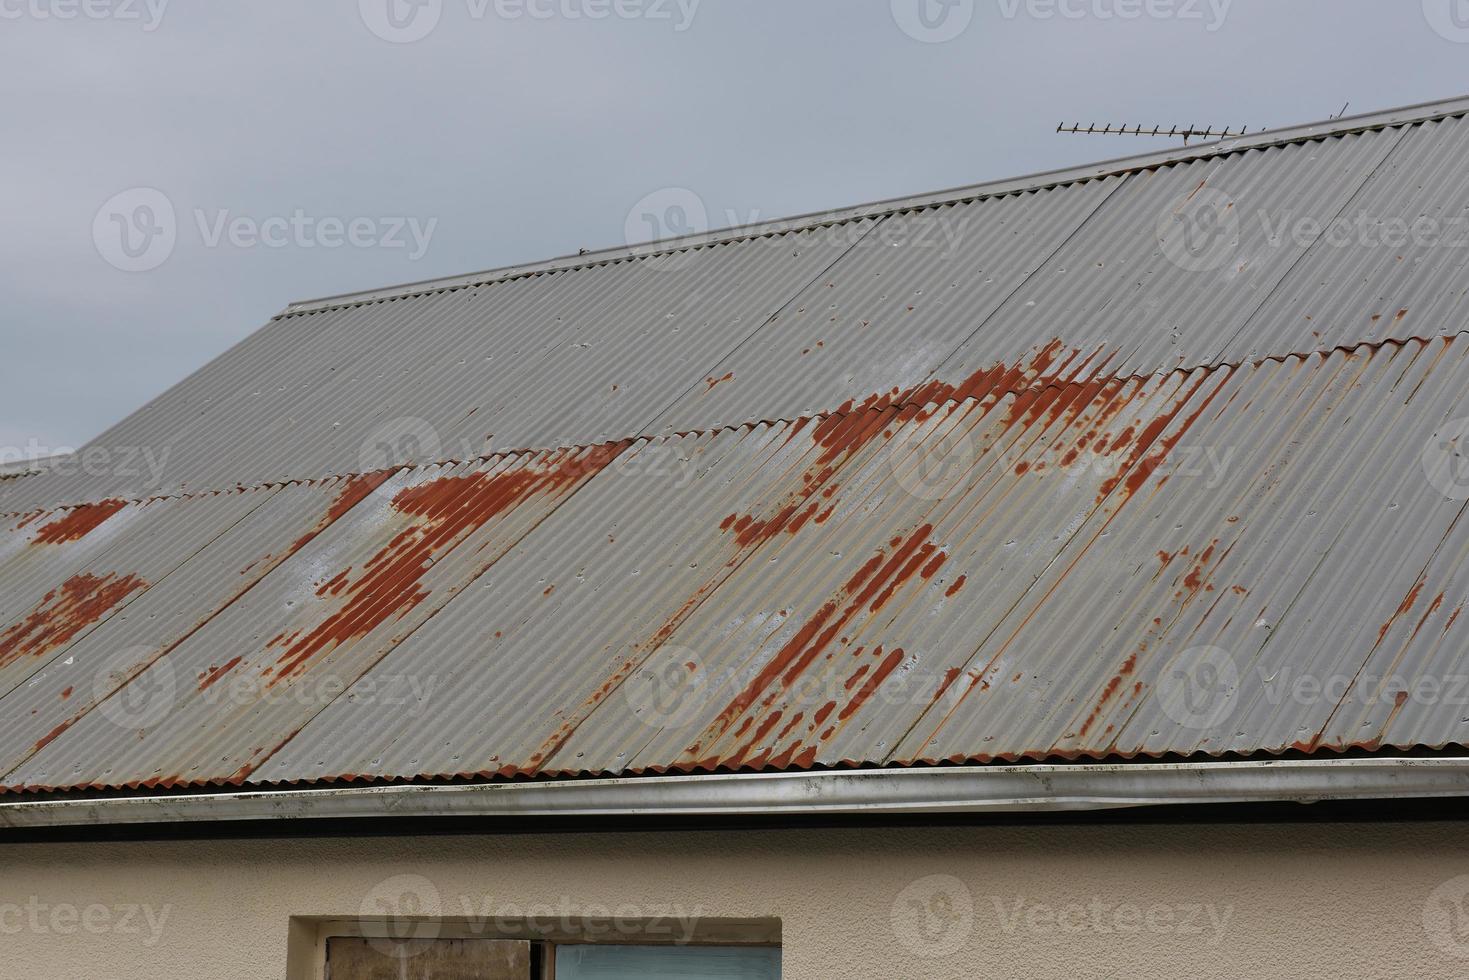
[
  {"left": 555, "top": 944, "right": 781, "bottom": 978},
  {"left": 322, "top": 937, "right": 781, "bottom": 979}
]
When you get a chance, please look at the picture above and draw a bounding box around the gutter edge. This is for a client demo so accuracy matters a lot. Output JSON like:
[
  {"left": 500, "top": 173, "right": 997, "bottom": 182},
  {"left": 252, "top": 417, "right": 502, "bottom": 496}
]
[{"left": 4, "top": 758, "right": 1468, "bottom": 829}]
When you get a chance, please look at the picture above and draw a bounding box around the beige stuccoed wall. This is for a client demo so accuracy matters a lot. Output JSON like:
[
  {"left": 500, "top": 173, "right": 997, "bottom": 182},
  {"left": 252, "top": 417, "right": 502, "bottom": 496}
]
[{"left": 1, "top": 820, "right": 1467, "bottom": 978}]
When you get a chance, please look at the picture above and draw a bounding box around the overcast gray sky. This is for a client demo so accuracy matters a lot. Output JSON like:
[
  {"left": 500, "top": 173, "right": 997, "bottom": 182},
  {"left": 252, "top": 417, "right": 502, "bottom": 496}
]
[{"left": 2, "top": 0, "right": 1466, "bottom": 458}]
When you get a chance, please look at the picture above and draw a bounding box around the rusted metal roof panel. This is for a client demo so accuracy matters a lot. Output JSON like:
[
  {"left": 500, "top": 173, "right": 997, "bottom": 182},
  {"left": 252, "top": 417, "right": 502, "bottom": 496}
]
[
  {"left": 646, "top": 177, "right": 1123, "bottom": 432},
  {"left": 240, "top": 337, "right": 1469, "bottom": 785},
  {"left": 900, "top": 337, "right": 1469, "bottom": 763},
  {"left": 0, "top": 491, "right": 271, "bottom": 699},
  {"left": 4, "top": 446, "right": 623, "bottom": 791},
  {"left": 8, "top": 110, "right": 1467, "bottom": 519},
  {"left": 0, "top": 479, "right": 381, "bottom": 778},
  {"left": 933, "top": 124, "right": 1408, "bottom": 387},
  {"left": 0, "top": 226, "right": 863, "bottom": 512},
  {"left": 6, "top": 101, "right": 1469, "bottom": 796}
]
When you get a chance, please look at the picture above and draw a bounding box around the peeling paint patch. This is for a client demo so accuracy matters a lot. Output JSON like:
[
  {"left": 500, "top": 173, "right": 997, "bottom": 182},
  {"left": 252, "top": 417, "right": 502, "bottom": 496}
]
[
  {"left": 30, "top": 500, "right": 127, "bottom": 545},
  {"left": 0, "top": 572, "right": 149, "bottom": 670},
  {"left": 678, "top": 524, "right": 945, "bottom": 771},
  {"left": 287, "top": 470, "right": 396, "bottom": 554},
  {"left": 267, "top": 445, "right": 627, "bottom": 684}
]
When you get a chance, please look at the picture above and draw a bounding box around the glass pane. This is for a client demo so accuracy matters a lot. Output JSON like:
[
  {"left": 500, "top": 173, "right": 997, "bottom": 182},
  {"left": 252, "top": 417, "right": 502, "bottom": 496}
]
[{"left": 555, "top": 945, "right": 781, "bottom": 979}]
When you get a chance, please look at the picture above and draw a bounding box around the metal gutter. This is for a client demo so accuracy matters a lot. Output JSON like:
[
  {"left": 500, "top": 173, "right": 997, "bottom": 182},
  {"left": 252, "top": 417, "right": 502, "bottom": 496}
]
[
  {"left": 281, "top": 94, "right": 1469, "bottom": 317},
  {"left": 3, "top": 759, "right": 1468, "bottom": 829}
]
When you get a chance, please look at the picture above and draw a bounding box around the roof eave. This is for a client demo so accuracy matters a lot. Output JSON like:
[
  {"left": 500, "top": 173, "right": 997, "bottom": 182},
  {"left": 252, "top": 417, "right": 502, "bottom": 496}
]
[{"left": 5, "top": 757, "right": 1469, "bottom": 829}]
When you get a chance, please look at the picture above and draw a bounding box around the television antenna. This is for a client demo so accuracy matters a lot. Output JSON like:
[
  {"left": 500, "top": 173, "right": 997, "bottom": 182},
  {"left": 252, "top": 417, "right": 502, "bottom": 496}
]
[{"left": 1056, "top": 121, "right": 1263, "bottom": 145}]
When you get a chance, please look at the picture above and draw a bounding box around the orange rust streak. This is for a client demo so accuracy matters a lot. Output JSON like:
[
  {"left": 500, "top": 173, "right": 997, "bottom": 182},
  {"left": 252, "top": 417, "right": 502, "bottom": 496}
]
[
  {"left": 1378, "top": 577, "right": 1428, "bottom": 646},
  {"left": 1077, "top": 653, "right": 1139, "bottom": 739},
  {"left": 1096, "top": 370, "right": 1230, "bottom": 506},
  {"left": 838, "top": 647, "right": 906, "bottom": 722},
  {"left": 0, "top": 572, "right": 149, "bottom": 670},
  {"left": 268, "top": 446, "right": 624, "bottom": 685},
  {"left": 198, "top": 656, "right": 244, "bottom": 691},
  {"left": 695, "top": 526, "right": 940, "bottom": 768},
  {"left": 945, "top": 575, "right": 968, "bottom": 598},
  {"left": 287, "top": 470, "right": 396, "bottom": 553},
  {"left": 30, "top": 499, "right": 127, "bottom": 545}
]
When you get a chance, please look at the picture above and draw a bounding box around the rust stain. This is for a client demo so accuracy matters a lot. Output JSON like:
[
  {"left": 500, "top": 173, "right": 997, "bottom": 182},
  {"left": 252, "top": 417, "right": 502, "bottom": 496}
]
[
  {"left": 705, "top": 371, "right": 735, "bottom": 392},
  {"left": 287, "top": 470, "right": 396, "bottom": 554},
  {"left": 1077, "top": 653, "right": 1139, "bottom": 739},
  {"left": 1446, "top": 604, "right": 1464, "bottom": 634},
  {"left": 32, "top": 721, "right": 73, "bottom": 755},
  {"left": 0, "top": 572, "right": 149, "bottom": 670},
  {"left": 675, "top": 524, "right": 943, "bottom": 771},
  {"left": 945, "top": 575, "right": 968, "bottom": 598},
  {"left": 1377, "top": 576, "right": 1428, "bottom": 646},
  {"left": 197, "top": 656, "right": 244, "bottom": 691},
  {"left": 267, "top": 445, "right": 626, "bottom": 685},
  {"left": 30, "top": 499, "right": 127, "bottom": 545}
]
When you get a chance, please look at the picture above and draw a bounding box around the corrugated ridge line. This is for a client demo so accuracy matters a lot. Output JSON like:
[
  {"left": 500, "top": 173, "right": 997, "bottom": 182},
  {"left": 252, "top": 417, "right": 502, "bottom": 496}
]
[
  {"left": 7, "top": 331, "right": 1467, "bottom": 521},
  {"left": 279, "top": 102, "right": 1469, "bottom": 318}
]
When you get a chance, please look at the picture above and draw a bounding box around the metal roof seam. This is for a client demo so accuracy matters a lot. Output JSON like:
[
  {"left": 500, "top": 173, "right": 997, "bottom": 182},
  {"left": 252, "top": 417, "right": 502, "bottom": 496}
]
[{"left": 9, "top": 331, "right": 1469, "bottom": 521}]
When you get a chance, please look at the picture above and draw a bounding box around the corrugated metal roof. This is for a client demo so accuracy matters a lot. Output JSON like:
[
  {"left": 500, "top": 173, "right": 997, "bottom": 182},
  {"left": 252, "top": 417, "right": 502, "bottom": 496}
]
[{"left": 6, "top": 97, "right": 1469, "bottom": 796}]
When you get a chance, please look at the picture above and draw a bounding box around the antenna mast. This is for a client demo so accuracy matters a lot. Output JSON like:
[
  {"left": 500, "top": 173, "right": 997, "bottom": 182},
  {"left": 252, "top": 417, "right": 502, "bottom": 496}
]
[{"left": 1055, "top": 122, "right": 1261, "bottom": 145}]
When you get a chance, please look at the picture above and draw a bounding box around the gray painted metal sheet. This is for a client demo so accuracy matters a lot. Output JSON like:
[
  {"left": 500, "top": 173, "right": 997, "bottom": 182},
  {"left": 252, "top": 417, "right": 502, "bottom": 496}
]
[
  {"left": 0, "top": 480, "right": 372, "bottom": 777},
  {"left": 647, "top": 176, "right": 1122, "bottom": 432},
  {"left": 5, "top": 100, "right": 1469, "bottom": 795},
  {"left": 4, "top": 446, "right": 622, "bottom": 791},
  {"left": 5, "top": 108, "right": 1465, "bottom": 518}
]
